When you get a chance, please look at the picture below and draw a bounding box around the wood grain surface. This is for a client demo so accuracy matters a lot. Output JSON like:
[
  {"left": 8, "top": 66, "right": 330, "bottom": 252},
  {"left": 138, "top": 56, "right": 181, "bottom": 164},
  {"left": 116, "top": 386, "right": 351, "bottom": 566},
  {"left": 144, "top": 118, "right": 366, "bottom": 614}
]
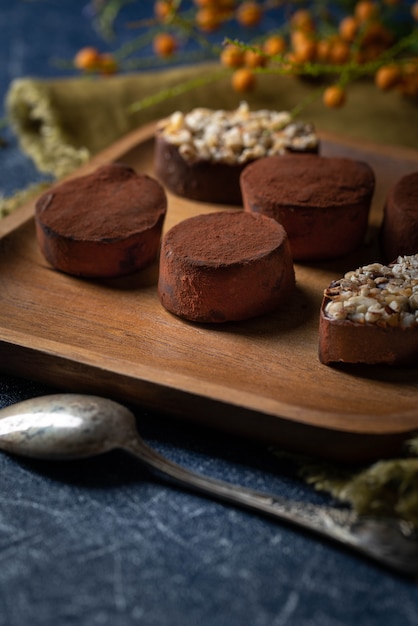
[{"left": 1, "top": 122, "right": 418, "bottom": 462}]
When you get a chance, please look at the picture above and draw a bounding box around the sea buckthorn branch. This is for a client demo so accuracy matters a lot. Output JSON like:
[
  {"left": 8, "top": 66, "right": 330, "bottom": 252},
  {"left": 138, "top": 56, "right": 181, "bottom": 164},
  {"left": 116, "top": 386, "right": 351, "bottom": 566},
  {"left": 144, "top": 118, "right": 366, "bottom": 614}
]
[
  {"left": 73, "top": 1, "right": 418, "bottom": 110},
  {"left": 223, "top": 25, "right": 417, "bottom": 92},
  {"left": 89, "top": 0, "right": 136, "bottom": 41},
  {"left": 80, "top": 0, "right": 307, "bottom": 71},
  {"left": 128, "top": 66, "right": 230, "bottom": 112}
]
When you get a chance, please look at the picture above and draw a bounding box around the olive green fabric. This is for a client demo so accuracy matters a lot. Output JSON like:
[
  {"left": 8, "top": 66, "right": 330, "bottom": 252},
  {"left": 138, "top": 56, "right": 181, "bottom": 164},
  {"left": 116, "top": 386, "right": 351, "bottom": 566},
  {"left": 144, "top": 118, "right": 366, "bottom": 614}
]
[
  {"left": 5, "top": 62, "right": 418, "bottom": 181},
  {"left": 272, "top": 447, "right": 418, "bottom": 529},
  {"left": 3, "top": 63, "right": 418, "bottom": 525}
]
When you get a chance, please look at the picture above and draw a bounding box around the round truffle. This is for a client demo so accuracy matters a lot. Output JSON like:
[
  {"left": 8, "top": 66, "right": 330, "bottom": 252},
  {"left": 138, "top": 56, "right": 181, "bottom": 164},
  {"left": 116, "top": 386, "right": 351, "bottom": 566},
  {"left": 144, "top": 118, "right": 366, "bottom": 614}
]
[
  {"left": 35, "top": 164, "right": 167, "bottom": 278},
  {"left": 381, "top": 171, "right": 418, "bottom": 262},
  {"left": 158, "top": 211, "right": 295, "bottom": 323},
  {"left": 240, "top": 154, "right": 375, "bottom": 261}
]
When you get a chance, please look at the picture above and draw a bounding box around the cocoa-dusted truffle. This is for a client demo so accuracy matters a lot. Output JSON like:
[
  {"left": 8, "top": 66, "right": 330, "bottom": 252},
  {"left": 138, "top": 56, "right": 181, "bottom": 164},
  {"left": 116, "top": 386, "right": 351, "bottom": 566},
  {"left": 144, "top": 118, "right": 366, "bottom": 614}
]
[
  {"left": 35, "top": 164, "right": 167, "bottom": 278},
  {"left": 240, "top": 154, "right": 375, "bottom": 261},
  {"left": 158, "top": 211, "right": 295, "bottom": 323},
  {"left": 319, "top": 254, "right": 418, "bottom": 367},
  {"left": 381, "top": 171, "right": 418, "bottom": 262},
  {"left": 154, "top": 102, "right": 319, "bottom": 205}
]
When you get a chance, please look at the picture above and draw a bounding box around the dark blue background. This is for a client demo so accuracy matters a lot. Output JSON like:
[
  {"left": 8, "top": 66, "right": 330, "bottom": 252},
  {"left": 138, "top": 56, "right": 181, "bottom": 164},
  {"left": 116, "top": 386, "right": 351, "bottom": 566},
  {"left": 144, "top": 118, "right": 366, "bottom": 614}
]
[
  {"left": 1, "top": 2, "right": 418, "bottom": 625},
  {"left": 0, "top": 0, "right": 110, "bottom": 195}
]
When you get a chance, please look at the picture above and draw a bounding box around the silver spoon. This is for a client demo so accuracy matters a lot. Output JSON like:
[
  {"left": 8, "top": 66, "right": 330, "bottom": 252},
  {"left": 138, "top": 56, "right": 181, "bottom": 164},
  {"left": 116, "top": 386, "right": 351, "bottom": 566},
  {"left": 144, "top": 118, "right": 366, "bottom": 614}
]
[{"left": 0, "top": 393, "right": 417, "bottom": 577}]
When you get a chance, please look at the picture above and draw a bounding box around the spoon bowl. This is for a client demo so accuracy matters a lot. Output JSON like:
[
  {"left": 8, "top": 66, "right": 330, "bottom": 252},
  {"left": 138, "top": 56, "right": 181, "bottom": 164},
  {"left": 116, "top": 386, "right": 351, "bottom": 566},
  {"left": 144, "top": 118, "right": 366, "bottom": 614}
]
[
  {"left": 0, "top": 393, "right": 417, "bottom": 577},
  {"left": 0, "top": 394, "right": 136, "bottom": 459}
]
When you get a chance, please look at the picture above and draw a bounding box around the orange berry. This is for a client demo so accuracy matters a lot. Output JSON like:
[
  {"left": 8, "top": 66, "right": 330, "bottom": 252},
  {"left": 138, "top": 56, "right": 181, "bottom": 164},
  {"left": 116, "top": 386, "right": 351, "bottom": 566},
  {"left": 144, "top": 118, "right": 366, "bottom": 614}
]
[
  {"left": 412, "top": 2, "right": 418, "bottom": 21},
  {"left": 402, "top": 59, "right": 418, "bottom": 75},
  {"left": 193, "top": 0, "right": 217, "bottom": 6},
  {"left": 290, "top": 29, "right": 307, "bottom": 51},
  {"left": 244, "top": 47, "right": 267, "bottom": 68},
  {"left": 329, "top": 40, "right": 351, "bottom": 64},
  {"left": 375, "top": 64, "right": 401, "bottom": 90},
  {"left": 236, "top": 2, "right": 262, "bottom": 27},
  {"left": 361, "top": 21, "right": 393, "bottom": 47},
  {"left": 154, "top": 1, "right": 175, "bottom": 20},
  {"left": 231, "top": 67, "right": 256, "bottom": 92},
  {"left": 195, "top": 7, "right": 222, "bottom": 31},
  {"left": 195, "top": 0, "right": 234, "bottom": 6},
  {"left": 98, "top": 53, "right": 118, "bottom": 75},
  {"left": 220, "top": 44, "right": 244, "bottom": 68},
  {"left": 292, "top": 38, "right": 317, "bottom": 63},
  {"left": 399, "top": 73, "right": 418, "bottom": 98},
  {"left": 153, "top": 32, "right": 178, "bottom": 56},
  {"left": 263, "top": 35, "right": 286, "bottom": 57},
  {"left": 355, "top": 1, "right": 378, "bottom": 22},
  {"left": 73, "top": 47, "right": 100, "bottom": 71},
  {"left": 290, "top": 9, "right": 315, "bottom": 33},
  {"left": 323, "top": 85, "right": 346, "bottom": 108},
  {"left": 398, "top": 60, "right": 418, "bottom": 97},
  {"left": 217, "top": 0, "right": 236, "bottom": 13},
  {"left": 339, "top": 16, "right": 359, "bottom": 42},
  {"left": 316, "top": 39, "right": 332, "bottom": 62}
]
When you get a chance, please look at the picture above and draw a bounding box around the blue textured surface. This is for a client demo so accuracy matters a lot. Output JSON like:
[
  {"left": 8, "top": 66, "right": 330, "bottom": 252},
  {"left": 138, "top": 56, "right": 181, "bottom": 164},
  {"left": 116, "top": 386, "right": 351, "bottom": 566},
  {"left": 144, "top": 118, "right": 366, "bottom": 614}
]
[
  {"left": 1, "top": 2, "right": 418, "bottom": 625},
  {"left": 0, "top": 0, "right": 108, "bottom": 195}
]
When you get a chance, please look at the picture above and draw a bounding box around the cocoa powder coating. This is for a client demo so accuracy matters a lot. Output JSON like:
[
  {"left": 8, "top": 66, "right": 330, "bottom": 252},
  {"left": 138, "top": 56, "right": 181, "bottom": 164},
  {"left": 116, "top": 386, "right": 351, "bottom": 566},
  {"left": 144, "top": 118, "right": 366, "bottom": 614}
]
[
  {"left": 241, "top": 154, "right": 374, "bottom": 209},
  {"left": 381, "top": 171, "right": 418, "bottom": 261},
  {"left": 36, "top": 163, "right": 167, "bottom": 241},
  {"left": 158, "top": 211, "right": 295, "bottom": 323},
  {"left": 166, "top": 210, "right": 287, "bottom": 266},
  {"left": 241, "top": 154, "right": 375, "bottom": 261},
  {"left": 35, "top": 163, "right": 167, "bottom": 277}
]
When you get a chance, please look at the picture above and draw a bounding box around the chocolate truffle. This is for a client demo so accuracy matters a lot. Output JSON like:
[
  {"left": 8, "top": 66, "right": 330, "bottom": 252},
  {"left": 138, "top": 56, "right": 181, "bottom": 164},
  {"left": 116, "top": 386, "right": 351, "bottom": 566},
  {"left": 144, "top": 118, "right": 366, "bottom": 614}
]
[
  {"left": 240, "top": 154, "right": 375, "bottom": 261},
  {"left": 154, "top": 102, "right": 319, "bottom": 205},
  {"left": 35, "top": 164, "right": 167, "bottom": 278},
  {"left": 319, "top": 254, "right": 418, "bottom": 366},
  {"left": 158, "top": 211, "right": 295, "bottom": 323},
  {"left": 381, "top": 171, "right": 418, "bottom": 262}
]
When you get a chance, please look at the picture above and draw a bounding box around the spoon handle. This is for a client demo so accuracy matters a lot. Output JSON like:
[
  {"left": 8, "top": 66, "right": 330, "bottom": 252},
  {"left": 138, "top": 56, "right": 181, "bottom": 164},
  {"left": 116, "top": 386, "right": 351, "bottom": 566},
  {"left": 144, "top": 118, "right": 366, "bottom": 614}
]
[{"left": 124, "top": 438, "right": 418, "bottom": 577}]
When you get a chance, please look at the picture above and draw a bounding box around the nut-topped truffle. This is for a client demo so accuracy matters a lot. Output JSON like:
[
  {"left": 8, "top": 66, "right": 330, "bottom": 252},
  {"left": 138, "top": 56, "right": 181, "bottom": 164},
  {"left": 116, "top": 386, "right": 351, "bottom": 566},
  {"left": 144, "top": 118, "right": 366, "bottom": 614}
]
[
  {"left": 319, "top": 254, "right": 418, "bottom": 366},
  {"left": 154, "top": 102, "right": 319, "bottom": 205}
]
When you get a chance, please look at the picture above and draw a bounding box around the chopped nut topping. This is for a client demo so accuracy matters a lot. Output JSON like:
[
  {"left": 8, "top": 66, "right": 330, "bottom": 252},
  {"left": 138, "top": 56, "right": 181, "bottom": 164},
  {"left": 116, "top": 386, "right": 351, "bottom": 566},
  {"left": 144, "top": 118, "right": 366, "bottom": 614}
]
[
  {"left": 156, "top": 102, "right": 318, "bottom": 165},
  {"left": 324, "top": 254, "right": 418, "bottom": 328}
]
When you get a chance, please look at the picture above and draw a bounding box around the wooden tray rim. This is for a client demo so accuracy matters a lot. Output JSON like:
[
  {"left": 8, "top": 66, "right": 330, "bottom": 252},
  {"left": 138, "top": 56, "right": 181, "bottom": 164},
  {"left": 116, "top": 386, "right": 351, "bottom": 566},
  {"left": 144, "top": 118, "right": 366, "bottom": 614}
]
[{"left": 2, "top": 122, "right": 418, "bottom": 452}]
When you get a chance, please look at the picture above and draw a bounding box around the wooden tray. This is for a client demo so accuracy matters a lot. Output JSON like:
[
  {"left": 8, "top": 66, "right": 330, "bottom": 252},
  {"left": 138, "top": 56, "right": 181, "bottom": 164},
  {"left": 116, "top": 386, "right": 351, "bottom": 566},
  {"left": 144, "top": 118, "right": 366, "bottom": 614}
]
[{"left": 2, "top": 122, "right": 418, "bottom": 462}]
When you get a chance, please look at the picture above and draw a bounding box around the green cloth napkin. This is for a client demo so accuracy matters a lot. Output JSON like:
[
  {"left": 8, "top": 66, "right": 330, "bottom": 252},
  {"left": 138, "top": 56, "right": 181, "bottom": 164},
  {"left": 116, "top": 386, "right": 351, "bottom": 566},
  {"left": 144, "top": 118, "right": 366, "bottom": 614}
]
[
  {"left": 273, "top": 448, "right": 418, "bottom": 529},
  {"left": 3, "top": 62, "right": 418, "bottom": 527},
  {"left": 5, "top": 62, "right": 418, "bottom": 180}
]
